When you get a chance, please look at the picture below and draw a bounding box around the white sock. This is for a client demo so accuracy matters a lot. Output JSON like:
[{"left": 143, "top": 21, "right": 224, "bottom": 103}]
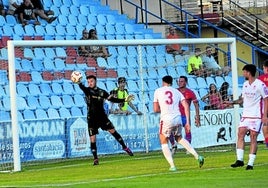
[
  {"left": 178, "top": 138, "right": 198, "bottom": 159},
  {"left": 248, "top": 154, "right": 256, "bottom": 166},
  {"left": 161, "top": 144, "right": 175, "bottom": 168},
  {"left": 237, "top": 148, "right": 244, "bottom": 161}
]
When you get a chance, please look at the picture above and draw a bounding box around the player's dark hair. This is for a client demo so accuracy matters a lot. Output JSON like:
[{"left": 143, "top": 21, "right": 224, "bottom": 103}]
[
  {"left": 179, "top": 75, "right": 188, "bottom": 83},
  {"left": 86, "top": 75, "right": 96, "bottom": 80},
  {"left": 162, "top": 75, "right": 173, "bottom": 85},
  {"left": 242, "top": 64, "right": 256, "bottom": 77},
  {"left": 263, "top": 59, "right": 268, "bottom": 67}
]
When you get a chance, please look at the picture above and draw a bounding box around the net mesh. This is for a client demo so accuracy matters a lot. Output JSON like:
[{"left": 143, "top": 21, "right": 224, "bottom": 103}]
[{"left": 0, "top": 39, "right": 241, "bottom": 172}]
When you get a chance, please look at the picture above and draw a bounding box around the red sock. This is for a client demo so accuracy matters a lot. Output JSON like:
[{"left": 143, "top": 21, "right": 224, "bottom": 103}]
[{"left": 265, "top": 137, "right": 268, "bottom": 147}]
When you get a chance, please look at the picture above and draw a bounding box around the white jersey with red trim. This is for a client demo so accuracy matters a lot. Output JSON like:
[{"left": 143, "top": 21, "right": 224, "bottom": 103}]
[
  {"left": 241, "top": 79, "right": 268, "bottom": 118},
  {"left": 153, "top": 86, "right": 185, "bottom": 120}
]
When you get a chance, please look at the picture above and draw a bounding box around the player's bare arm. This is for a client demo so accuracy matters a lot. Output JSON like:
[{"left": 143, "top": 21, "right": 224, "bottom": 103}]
[{"left": 153, "top": 102, "right": 161, "bottom": 113}]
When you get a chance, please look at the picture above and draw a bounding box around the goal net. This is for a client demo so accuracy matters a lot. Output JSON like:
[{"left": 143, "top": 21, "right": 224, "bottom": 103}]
[{"left": 1, "top": 38, "right": 245, "bottom": 172}]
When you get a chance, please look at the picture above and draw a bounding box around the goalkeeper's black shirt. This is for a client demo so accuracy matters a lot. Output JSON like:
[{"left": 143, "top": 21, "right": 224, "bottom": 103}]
[{"left": 78, "top": 83, "right": 124, "bottom": 117}]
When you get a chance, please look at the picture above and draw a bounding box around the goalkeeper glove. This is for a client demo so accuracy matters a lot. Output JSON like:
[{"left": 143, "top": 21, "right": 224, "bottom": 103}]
[{"left": 125, "top": 94, "right": 135, "bottom": 102}]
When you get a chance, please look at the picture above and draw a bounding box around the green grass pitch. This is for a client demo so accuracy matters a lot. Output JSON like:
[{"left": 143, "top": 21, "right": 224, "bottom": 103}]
[{"left": 0, "top": 144, "right": 267, "bottom": 188}]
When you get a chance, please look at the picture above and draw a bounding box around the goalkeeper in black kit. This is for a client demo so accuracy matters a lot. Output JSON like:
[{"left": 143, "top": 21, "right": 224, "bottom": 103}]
[{"left": 77, "top": 75, "right": 134, "bottom": 165}]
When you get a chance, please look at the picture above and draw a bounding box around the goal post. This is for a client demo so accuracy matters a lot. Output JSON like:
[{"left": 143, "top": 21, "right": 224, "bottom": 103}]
[{"left": 5, "top": 38, "right": 238, "bottom": 172}]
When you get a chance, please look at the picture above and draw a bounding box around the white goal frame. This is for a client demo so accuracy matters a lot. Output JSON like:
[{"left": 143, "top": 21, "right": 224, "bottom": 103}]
[{"left": 7, "top": 38, "right": 238, "bottom": 172}]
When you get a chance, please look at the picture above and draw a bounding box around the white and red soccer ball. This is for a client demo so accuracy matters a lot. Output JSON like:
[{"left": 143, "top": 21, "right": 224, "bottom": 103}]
[{"left": 71, "top": 71, "right": 82, "bottom": 83}]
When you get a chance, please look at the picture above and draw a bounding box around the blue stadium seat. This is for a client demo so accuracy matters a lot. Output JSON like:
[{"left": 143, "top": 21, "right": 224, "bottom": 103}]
[
  {"left": 116, "top": 68, "right": 128, "bottom": 78},
  {"left": 43, "top": 57, "right": 56, "bottom": 71},
  {"left": 62, "top": 82, "right": 76, "bottom": 95},
  {"left": 28, "top": 83, "right": 42, "bottom": 96},
  {"left": 127, "top": 80, "right": 140, "bottom": 92},
  {"left": 114, "top": 23, "right": 125, "bottom": 35},
  {"left": 86, "top": 14, "right": 97, "bottom": 26},
  {"left": 51, "top": 95, "right": 64, "bottom": 109},
  {"left": 0, "top": 70, "right": 8, "bottom": 85},
  {"left": 27, "top": 95, "right": 40, "bottom": 109},
  {"left": 2, "top": 96, "right": 11, "bottom": 110},
  {"left": 177, "top": 66, "right": 187, "bottom": 76},
  {"left": 39, "top": 95, "right": 52, "bottom": 109},
  {"left": 20, "top": 59, "right": 34, "bottom": 72},
  {"left": 95, "top": 24, "right": 106, "bottom": 35},
  {"left": 68, "top": 14, "right": 78, "bottom": 26},
  {"left": 165, "top": 54, "right": 175, "bottom": 64},
  {"left": 106, "top": 14, "right": 116, "bottom": 25},
  {"left": 117, "top": 56, "right": 128, "bottom": 68},
  {"left": 14, "top": 24, "right": 25, "bottom": 37},
  {"left": 5, "top": 15, "right": 17, "bottom": 26},
  {"left": 55, "top": 25, "right": 66, "bottom": 36},
  {"left": 54, "top": 58, "right": 66, "bottom": 71},
  {"left": 23, "top": 109, "right": 36, "bottom": 120},
  {"left": 156, "top": 54, "right": 167, "bottom": 67},
  {"left": 24, "top": 25, "right": 36, "bottom": 37},
  {"left": 17, "top": 84, "right": 30, "bottom": 97},
  {"left": 55, "top": 47, "right": 67, "bottom": 59},
  {"left": 0, "top": 110, "right": 11, "bottom": 122},
  {"left": 73, "top": 94, "right": 85, "bottom": 107},
  {"left": 47, "top": 108, "right": 60, "bottom": 119},
  {"left": 58, "top": 14, "right": 70, "bottom": 26},
  {"left": 3, "top": 25, "right": 15, "bottom": 36},
  {"left": 137, "top": 81, "right": 150, "bottom": 92},
  {"left": 0, "top": 15, "right": 6, "bottom": 27},
  {"left": 106, "top": 57, "right": 118, "bottom": 68},
  {"left": 97, "top": 57, "right": 108, "bottom": 67},
  {"left": 62, "top": 0, "right": 72, "bottom": 7},
  {"left": 157, "top": 67, "right": 168, "bottom": 76},
  {"left": 44, "top": 48, "right": 57, "bottom": 59},
  {"left": 31, "top": 71, "right": 45, "bottom": 83},
  {"left": 106, "top": 80, "right": 116, "bottom": 92},
  {"left": 78, "top": 14, "right": 88, "bottom": 26},
  {"left": 187, "top": 77, "right": 198, "bottom": 90},
  {"left": 65, "top": 24, "right": 77, "bottom": 37},
  {"left": 0, "top": 85, "right": 6, "bottom": 98},
  {"left": 146, "top": 67, "right": 158, "bottom": 79},
  {"left": 80, "top": 5, "right": 90, "bottom": 16},
  {"left": 117, "top": 46, "right": 128, "bottom": 57},
  {"left": 39, "top": 83, "right": 53, "bottom": 96},
  {"left": 73, "top": 82, "right": 83, "bottom": 95},
  {"left": 126, "top": 56, "right": 138, "bottom": 68},
  {"left": 167, "top": 66, "right": 178, "bottom": 76},
  {"left": 224, "top": 75, "right": 232, "bottom": 85},
  {"left": 4, "top": 85, "right": 10, "bottom": 96},
  {"left": 105, "top": 24, "right": 116, "bottom": 35},
  {"left": 35, "top": 109, "right": 48, "bottom": 119},
  {"left": 51, "top": 82, "right": 64, "bottom": 95},
  {"left": 70, "top": 106, "right": 83, "bottom": 117},
  {"left": 124, "top": 24, "right": 134, "bottom": 34},
  {"left": 23, "top": 48, "right": 36, "bottom": 60},
  {"left": 199, "top": 88, "right": 208, "bottom": 98},
  {"left": 82, "top": 106, "right": 87, "bottom": 116},
  {"left": 32, "top": 58, "right": 44, "bottom": 71},
  {"left": 52, "top": 0, "right": 62, "bottom": 8},
  {"left": 62, "top": 94, "right": 75, "bottom": 108},
  {"left": 97, "top": 13, "right": 108, "bottom": 24},
  {"left": 0, "top": 48, "right": 8, "bottom": 60},
  {"left": 60, "top": 5, "right": 70, "bottom": 16},
  {"left": 45, "top": 25, "right": 56, "bottom": 38},
  {"left": 206, "top": 77, "right": 216, "bottom": 87},
  {"left": 107, "top": 46, "right": 118, "bottom": 56},
  {"left": 147, "top": 79, "right": 158, "bottom": 91},
  {"left": 59, "top": 107, "right": 71, "bottom": 119},
  {"left": 17, "top": 96, "right": 28, "bottom": 111},
  {"left": 70, "top": 5, "right": 79, "bottom": 16},
  {"left": 196, "top": 77, "right": 208, "bottom": 89},
  {"left": 33, "top": 48, "right": 46, "bottom": 60},
  {"left": 127, "top": 46, "right": 138, "bottom": 57},
  {"left": 215, "top": 76, "right": 225, "bottom": 86},
  {"left": 35, "top": 25, "right": 46, "bottom": 36}
]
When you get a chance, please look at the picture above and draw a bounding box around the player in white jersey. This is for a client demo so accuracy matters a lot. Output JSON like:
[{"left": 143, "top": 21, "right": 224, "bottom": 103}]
[
  {"left": 153, "top": 75, "right": 204, "bottom": 172},
  {"left": 227, "top": 64, "right": 268, "bottom": 170}
]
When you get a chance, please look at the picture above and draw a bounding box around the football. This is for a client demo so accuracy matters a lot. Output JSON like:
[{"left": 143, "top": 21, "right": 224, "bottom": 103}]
[{"left": 71, "top": 71, "right": 82, "bottom": 83}]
